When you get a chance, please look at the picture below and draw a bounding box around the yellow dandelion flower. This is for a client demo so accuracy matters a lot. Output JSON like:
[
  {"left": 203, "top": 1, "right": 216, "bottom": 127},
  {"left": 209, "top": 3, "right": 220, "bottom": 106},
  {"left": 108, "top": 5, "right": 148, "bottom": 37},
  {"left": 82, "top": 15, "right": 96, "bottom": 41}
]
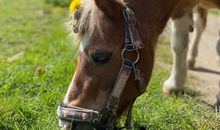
[{"left": 69, "top": 0, "right": 81, "bottom": 12}]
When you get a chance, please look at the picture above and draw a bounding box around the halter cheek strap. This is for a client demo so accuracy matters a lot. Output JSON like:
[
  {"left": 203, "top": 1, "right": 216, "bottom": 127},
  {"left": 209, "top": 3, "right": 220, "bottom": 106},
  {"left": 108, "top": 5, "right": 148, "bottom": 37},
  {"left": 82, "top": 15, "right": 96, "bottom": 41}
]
[
  {"left": 57, "top": 5, "right": 146, "bottom": 129},
  {"left": 105, "top": 5, "right": 145, "bottom": 129}
]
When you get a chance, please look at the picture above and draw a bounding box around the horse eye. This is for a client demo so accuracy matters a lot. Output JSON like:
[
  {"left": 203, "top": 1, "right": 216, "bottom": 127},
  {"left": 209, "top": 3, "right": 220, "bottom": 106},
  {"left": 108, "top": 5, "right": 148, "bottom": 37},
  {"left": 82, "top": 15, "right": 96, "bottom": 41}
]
[{"left": 91, "top": 52, "right": 112, "bottom": 65}]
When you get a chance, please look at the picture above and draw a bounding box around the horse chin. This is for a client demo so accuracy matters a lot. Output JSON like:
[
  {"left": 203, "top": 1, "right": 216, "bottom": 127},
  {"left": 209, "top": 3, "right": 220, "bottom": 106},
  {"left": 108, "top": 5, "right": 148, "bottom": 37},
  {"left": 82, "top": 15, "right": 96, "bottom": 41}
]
[
  {"left": 59, "top": 120, "right": 70, "bottom": 130},
  {"left": 59, "top": 121, "right": 96, "bottom": 130},
  {"left": 71, "top": 123, "right": 95, "bottom": 130}
]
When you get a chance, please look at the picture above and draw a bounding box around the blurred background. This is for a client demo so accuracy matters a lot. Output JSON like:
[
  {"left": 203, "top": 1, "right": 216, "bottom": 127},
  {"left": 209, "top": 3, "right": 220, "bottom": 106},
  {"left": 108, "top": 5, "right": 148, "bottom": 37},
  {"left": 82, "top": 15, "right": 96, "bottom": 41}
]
[{"left": 0, "top": 0, "right": 220, "bottom": 130}]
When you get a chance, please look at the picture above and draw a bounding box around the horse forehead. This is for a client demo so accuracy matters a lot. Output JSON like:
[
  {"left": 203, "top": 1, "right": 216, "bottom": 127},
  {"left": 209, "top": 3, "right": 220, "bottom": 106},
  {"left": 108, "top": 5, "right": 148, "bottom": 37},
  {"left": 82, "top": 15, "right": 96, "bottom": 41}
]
[{"left": 79, "top": 33, "right": 116, "bottom": 52}]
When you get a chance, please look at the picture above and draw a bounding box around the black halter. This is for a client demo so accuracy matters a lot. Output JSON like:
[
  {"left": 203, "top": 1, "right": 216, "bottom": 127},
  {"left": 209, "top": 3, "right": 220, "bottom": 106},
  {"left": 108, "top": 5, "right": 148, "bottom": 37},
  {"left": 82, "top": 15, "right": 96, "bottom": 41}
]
[{"left": 57, "top": 5, "right": 146, "bottom": 130}]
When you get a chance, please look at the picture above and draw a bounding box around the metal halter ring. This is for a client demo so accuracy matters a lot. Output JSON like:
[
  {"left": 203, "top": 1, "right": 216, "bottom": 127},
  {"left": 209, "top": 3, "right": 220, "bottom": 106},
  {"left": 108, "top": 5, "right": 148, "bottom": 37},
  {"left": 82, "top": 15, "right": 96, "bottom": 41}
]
[{"left": 121, "top": 48, "right": 140, "bottom": 64}]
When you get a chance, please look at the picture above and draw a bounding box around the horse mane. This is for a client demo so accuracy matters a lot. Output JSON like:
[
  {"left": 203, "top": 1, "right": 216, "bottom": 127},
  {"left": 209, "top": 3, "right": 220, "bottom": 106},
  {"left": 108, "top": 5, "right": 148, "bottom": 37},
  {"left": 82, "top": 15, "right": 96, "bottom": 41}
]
[{"left": 69, "top": 0, "right": 103, "bottom": 39}]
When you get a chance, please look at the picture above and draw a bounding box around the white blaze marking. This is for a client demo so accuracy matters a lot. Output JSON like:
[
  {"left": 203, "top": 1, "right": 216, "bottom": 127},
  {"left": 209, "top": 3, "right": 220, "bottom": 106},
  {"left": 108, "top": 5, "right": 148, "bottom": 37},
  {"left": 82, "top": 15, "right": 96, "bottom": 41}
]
[
  {"left": 79, "top": 33, "right": 90, "bottom": 52},
  {"left": 63, "top": 74, "right": 76, "bottom": 104}
]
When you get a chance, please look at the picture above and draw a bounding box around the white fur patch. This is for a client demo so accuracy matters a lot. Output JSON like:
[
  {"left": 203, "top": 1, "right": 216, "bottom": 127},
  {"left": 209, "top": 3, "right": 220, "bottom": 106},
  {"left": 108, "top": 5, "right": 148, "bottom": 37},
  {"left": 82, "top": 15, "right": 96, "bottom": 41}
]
[
  {"left": 79, "top": 33, "right": 90, "bottom": 52},
  {"left": 193, "top": 7, "right": 206, "bottom": 31},
  {"left": 164, "top": 14, "right": 193, "bottom": 91},
  {"left": 171, "top": 15, "right": 193, "bottom": 34},
  {"left": 63, "top": 74, "right": 76, "bottom": 104}
]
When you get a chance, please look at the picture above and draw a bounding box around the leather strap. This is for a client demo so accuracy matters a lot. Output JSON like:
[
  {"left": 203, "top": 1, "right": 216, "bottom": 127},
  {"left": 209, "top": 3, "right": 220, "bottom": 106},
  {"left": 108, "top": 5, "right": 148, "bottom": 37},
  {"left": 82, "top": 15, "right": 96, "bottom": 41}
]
[
  {"left": 57, "top": 103, "right": 100, "bottom": 123},
  {"left": 107, "top": 59, "right": 133, "bottom": 111},
  {"left": 123, "top": 5, "right": 143, "bottom": 50}
]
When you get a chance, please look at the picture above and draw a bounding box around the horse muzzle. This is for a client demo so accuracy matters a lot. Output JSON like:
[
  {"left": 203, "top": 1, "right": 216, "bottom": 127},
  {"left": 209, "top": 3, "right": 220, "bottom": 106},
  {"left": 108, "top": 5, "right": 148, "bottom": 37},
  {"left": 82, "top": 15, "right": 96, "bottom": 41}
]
[{"left": 57, "top": 103, "right": 118, "bottom": 130}]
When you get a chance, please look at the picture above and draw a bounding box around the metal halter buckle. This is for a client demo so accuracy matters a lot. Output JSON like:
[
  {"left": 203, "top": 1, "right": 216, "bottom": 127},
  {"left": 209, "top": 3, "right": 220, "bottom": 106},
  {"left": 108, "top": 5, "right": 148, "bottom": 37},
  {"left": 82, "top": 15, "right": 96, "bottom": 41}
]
[{"left": 121, "top": 48, "right": 140, "bottom": 64}]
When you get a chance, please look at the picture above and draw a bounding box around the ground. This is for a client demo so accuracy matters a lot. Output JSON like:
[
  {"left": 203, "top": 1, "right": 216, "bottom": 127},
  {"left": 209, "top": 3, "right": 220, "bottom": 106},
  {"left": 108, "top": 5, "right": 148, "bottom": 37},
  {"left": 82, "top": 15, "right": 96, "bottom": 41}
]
[
  {"left": 188, "top": 13, "right": 220, "bottom": 105},
  {"left": 0, "top": 0, "right": 220, "bottom": 129}
]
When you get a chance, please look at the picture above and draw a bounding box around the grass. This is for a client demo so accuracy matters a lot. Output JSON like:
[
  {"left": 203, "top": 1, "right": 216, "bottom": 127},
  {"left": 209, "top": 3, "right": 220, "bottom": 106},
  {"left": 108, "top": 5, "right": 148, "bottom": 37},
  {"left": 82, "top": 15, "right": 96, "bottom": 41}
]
[
  {"left": 0, "top": 0, "right": 77, "bottom": 129},
  {"left": 0, "top": 0, "right": 219, "bottom": 129},
  {"left": 210, "top": 9, "right": 220, "bottom": 15},
  {"left": 45, "top": 0, "right": 71, "bottom": 7}
]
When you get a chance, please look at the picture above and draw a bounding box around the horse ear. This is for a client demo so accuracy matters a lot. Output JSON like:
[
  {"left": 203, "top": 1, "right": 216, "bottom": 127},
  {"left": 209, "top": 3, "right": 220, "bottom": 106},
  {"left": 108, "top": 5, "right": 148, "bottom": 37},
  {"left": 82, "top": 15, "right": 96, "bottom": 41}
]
[{"left": 94, "top": 0, "right": 121, "bottom": 19}]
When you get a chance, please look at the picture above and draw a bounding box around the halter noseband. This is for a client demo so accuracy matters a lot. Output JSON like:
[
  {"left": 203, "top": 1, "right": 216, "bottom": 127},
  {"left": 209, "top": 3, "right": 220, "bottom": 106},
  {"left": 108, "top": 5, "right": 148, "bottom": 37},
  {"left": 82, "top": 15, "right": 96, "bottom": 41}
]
[{"left": 57, "top": 5, "right": 146, "bottom": 130}]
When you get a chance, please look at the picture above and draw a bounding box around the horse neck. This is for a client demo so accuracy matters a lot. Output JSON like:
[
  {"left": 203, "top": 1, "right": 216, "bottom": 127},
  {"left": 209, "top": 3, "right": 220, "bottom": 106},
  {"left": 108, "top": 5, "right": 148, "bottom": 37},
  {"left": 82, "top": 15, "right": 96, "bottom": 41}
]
[
  {"left": 122, "top": 0, "right": 179, "bottom": 46},
  {"left": 199, "top": 0, "right": 220, "bottom": 8}
]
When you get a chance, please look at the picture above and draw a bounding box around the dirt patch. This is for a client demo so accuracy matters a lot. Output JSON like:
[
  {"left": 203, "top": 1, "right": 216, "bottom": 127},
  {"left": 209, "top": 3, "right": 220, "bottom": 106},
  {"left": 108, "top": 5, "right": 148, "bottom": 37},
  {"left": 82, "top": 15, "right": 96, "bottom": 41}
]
[{"left": 188, "top": 13, "right": 220, "bottom": 105}]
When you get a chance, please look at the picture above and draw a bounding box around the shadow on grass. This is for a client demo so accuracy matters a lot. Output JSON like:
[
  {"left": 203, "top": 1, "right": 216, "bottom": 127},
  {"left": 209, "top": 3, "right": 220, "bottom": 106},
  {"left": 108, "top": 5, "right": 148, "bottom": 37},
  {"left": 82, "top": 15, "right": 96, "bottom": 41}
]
[
  {"left": 167, "top": 87, "right": 201, "bottom": 98},
  {"left": 181, "top": 87, "right": 201, "bottom": 98},
  {"left": 133, "top": 123, "right": 147, "bottom": 130},
  {"left": 172, "top": 87, "right": 218, "bottom": 109}
]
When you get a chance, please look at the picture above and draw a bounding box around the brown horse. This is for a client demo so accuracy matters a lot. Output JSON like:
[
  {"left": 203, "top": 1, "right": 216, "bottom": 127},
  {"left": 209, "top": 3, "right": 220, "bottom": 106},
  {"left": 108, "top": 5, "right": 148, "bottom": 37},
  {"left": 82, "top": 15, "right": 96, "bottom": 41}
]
[
  {"left": 187, "top": 5, "right": 220, "bottom": 112},
  {"left": 186, "top": 5, "right": 220, "bottom": 69},
  {"left": 57, "top": 0, "right": 220, "bottom": 130},
  {"left": 163, "top": 2, "right": 220, "bottom": 101}
]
